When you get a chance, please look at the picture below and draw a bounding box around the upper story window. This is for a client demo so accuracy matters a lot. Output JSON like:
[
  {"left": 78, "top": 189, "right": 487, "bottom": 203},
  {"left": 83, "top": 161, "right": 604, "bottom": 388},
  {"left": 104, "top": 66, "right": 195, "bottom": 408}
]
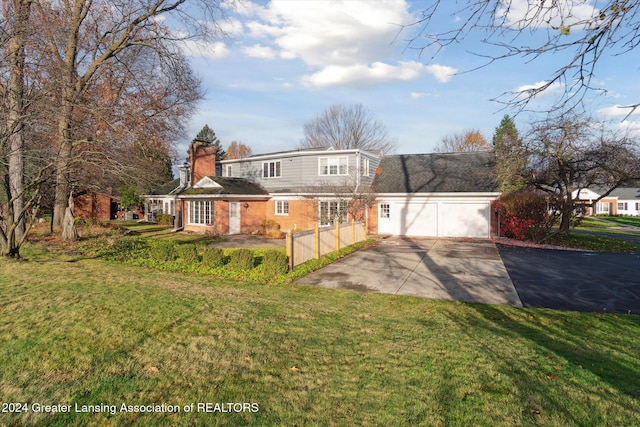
[
  {"left": 319, "top": 156, "right": 348, "bottom": 176},
  {"left": 263, "top": 161, "right": 281, "bottom": 178},
  {"left": 225, "top": 165, "right": 232, "bottom": 177},
  {"left": 360, "top": 158, "right": 370, "bottom": 176}
]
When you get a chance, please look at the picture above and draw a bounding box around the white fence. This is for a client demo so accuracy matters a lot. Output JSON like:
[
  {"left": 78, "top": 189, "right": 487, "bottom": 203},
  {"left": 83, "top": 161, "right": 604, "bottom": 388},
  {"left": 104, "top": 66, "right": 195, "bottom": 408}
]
[{"left": 285, "top": 221, "right": 367, "bottom": 269}]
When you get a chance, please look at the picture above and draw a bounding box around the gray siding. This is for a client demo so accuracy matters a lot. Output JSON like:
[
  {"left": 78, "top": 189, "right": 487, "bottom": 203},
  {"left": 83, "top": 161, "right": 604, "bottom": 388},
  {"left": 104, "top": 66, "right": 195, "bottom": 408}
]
[{"left": 222, "top": 150, "right": 380, "bottom": 192}]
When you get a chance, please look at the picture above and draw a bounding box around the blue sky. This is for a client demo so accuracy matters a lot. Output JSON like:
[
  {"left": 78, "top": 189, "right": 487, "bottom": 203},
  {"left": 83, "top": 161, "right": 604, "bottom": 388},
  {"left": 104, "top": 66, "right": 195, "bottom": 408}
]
[{"left": 176, "top": 0, "right": 640, "bottom": 159}]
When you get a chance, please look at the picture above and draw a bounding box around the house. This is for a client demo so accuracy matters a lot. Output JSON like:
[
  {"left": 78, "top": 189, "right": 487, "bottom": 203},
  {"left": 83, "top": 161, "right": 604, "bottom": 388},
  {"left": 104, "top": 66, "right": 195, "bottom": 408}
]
[
  {"left": 574, "top": 187, "right": 640, "bottom": 216},
  {"left": 142, "top": 140, "right": 501, "bottom": 238},
  {"left": 371, "top": 152, "right": 500, "bottom": 238},
  {"left": 73, "top": 190, "right": 120, "bottom": 222},
  {"left": 142, "top": 162, "right": 190, "bottom": 226}
]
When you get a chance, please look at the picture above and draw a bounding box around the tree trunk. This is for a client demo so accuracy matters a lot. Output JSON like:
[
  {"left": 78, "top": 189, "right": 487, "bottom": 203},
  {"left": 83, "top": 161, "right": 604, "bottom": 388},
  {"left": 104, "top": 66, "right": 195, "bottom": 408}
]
[
  {"left": 2, "top": 0, "right": 33, "bottom": 257},
  {"left": 61, "top": 191, "right": 78, "bottom": 241}
]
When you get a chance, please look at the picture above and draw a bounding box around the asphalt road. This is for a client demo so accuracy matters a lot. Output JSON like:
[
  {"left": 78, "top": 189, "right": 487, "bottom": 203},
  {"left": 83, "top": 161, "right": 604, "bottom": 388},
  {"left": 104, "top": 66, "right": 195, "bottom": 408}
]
[{"left": 497, "top": 244, "right": 640, "bottom": 315}]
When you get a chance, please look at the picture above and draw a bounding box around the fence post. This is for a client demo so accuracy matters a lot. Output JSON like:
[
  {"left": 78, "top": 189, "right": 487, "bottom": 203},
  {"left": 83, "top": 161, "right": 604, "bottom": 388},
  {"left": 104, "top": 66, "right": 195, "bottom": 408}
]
[
  {"left": 335, "top": 221, "right": 340, "bottom": 251},
  {"left": 362, "top": 220, "right": 367, "bottom": 241},
  {"left": 351, "top": 220, "right": 355, "bottom": 244},
  {"left": 314, "top": 225, "right": 320, "bottom": 259},
  {"left": 286, "top": 230, "right": 293, "bottom": 270}
]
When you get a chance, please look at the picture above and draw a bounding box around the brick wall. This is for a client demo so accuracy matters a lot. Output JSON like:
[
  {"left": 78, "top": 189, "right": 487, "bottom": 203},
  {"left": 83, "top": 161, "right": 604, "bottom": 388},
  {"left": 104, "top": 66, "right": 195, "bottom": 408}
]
[
  {"left": 74, "top": 192, "right": 117, "bottom": 221},
  {"left": 264, "top": 199, "right": 320, "bottom": 233},
  {"left": 240, "top": 200, "right": 268, "bottom": 234}
]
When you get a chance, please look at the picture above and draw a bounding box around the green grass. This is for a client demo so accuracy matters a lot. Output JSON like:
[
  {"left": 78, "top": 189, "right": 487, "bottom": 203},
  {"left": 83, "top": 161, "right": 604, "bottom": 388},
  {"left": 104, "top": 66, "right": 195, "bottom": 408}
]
[
  {"left": 546, "top": 232, "right": 640, "bottom": 252},
  {"left": 1, "top": 245, "right": 639, "bottom": 426},
  {"left": 595, "top": 215, "right": 640, "bottom": 227}
]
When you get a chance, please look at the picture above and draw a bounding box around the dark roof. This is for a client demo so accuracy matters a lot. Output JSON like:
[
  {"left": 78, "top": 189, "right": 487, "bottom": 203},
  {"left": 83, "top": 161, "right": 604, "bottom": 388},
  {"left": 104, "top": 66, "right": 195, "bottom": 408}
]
[
  {"left": 181, "top": 177, "right": 269, "bottom": 196},
  {"left": 608, "top": 187, "right": 640, "bottom": 200},
  {"left": 372, "top": 151, "right": 499, "bottom": 193},
  {"left": 147, "top": 178, "right": 181, "bottom": 196}
]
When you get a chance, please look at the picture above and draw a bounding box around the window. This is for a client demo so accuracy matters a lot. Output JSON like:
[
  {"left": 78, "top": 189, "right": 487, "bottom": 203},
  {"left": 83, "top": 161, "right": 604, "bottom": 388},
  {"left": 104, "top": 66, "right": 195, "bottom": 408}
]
[
  {"left": 380, "top": 203, "right": 390, "bottom": 219},
  {"left": 262, "top": 161, "right": 281, "bottom": 178},
  {"left": 189, "top": 200, "right": 212, "bottom": 225},
  {"left": 319, "top": 201, "right": 348, "bottom": 225},
  {"left": 319, "top": 157, "right": 348, "bottom": 176},
  {"left": 225, "top": 165, "right": 232, "bottom": 177},
  {"left": 618, "top": 202, "right": 628, "bottom": 211},
  {"left": 596, "top": 202, "right": 610, "bottom": 214},
  {"left": 636, "top": 202, "right": 640, "bottom": 211},
  {"left": 361, "top": 158, "right": 370, "bottom": 176},
  {"left": 275, "top": 200, "right": 289, "bottom": 215}
]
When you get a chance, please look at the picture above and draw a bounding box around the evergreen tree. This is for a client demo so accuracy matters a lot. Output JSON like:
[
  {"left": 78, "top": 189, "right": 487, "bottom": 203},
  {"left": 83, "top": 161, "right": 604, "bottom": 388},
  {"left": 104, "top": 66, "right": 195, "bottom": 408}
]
[
  {"left": 195, "top": 124, "right": 226, "bottom": 161},
  {"left": 492, "top": 115, "right": 526, "bottom": 193}
]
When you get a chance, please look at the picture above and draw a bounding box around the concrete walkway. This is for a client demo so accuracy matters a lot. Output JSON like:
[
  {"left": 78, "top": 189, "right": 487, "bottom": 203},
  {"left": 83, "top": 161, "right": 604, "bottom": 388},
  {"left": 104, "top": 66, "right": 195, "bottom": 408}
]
[{"left": 296, "top": 238, "right": 522, "bottom": 307}]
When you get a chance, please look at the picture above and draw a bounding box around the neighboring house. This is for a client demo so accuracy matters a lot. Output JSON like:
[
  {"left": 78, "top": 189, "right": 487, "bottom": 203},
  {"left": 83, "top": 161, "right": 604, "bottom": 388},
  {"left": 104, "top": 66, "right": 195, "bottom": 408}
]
[
  {"left": 371, "top": 152, "right": 500, "bottom": 238},
  {"left": 73, "top": 190, "right": 120, "bottom": 222},
  {"left": 142, "top": 140, "right": 501, "bottom": 238},
  {"left": 574, "top": 187, "right": 640, "bottom": 216}
]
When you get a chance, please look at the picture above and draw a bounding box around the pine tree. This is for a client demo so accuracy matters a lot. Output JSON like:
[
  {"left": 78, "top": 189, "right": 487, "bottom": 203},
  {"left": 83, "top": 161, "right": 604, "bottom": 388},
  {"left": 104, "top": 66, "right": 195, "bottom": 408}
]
[
  {"left": 195, "top": 124, "right": 226, "bottom": 161},
  {"left": 492, "top": 115, "right": 526, "bottom": 193}
]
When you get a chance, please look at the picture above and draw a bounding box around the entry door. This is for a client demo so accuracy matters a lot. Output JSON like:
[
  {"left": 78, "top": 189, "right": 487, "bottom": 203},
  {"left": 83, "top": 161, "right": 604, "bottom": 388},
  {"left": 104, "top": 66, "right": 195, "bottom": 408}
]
[
  {"left": 229, "top": 201, "right": 241, "bottom": 234},
  {"left": 378, "top": 202, "right": 393, "bottom": 234}
]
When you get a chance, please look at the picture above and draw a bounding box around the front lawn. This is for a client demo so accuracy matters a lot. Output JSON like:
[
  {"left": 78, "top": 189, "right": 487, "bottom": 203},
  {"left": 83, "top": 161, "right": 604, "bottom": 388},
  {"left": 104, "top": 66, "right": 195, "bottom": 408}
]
[
  {"left": 546, "top": 232, "right": 640, "bottom": 252},
  {"left": 1, "top": 245, "right": 639, "bottom": 426},
  {"left": 596, "top": 215, "right": 640, "bottom": 228}
]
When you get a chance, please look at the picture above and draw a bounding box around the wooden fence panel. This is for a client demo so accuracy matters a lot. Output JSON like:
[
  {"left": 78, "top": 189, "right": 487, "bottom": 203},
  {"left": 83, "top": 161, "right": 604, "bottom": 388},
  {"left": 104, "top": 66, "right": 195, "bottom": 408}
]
[{"left": 287, "top": 221, "right": 366, "bottom": 269}]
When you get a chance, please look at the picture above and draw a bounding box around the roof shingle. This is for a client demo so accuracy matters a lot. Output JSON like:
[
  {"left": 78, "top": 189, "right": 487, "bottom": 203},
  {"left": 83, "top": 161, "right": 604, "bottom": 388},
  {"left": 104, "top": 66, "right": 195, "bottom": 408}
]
[{"left": 372, "top": 151, "right": 499, "bottom": 193}]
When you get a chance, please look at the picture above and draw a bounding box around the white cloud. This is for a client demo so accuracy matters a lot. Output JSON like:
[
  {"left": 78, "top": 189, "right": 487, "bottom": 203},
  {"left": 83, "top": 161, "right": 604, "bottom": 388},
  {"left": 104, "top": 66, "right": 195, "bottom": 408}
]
[
  {"left": 425, "top": 64, "right": 457, "bottom": 82},
  {"left": 498, "top": 0, "right": 598, "bottom": 30},
  {"left": 301, "top": 61, "right": 425, "bottom": 88},
  {"left": 249, "top": 0, "right": 413, "bottom": 65},
  {"left": 411, "top": 92, "right": 440, "bottom": 99},
  {"left": 597, "top": 105, "right": 640, "bottom": 118},
  {"left": 242, "top": 44, "right": 277, "bottom": 59},
  {"left": 514, "top": 80, "right": 564, "bottom": 97},
  {"left": 181, "top": 40, "right": 230, "bottom": 59}
]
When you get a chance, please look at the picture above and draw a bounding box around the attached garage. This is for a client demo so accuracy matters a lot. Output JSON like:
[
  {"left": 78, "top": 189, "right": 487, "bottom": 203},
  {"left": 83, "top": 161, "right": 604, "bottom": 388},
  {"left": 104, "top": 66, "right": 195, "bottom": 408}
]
[{"left": 373, "top": 152, "right": 500, "bottom": 239}]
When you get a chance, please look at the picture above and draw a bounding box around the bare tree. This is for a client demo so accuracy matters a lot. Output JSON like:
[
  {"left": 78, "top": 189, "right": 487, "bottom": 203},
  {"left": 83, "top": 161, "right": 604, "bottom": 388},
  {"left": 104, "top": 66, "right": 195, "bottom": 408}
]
[
  {"left": 300, "top": 103, "right": 397, "bottom": 153},
  {"left": 403, "top": 1, "right": 640, "bottom": 115},
  {"left": 434, "top": 128, "right": 491, "bottom": 153},
  {"left": 523, "top": 113, "right": 640, "bottom": 234},
  {"left": 31, "top": 0, "right": 225, "bottom": 235}
]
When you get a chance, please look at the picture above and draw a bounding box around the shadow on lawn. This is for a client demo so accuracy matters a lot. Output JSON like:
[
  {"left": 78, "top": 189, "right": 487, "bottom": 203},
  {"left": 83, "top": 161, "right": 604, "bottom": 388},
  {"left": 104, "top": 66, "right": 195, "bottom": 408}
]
[{"left": 455, "top": 304, "right": 640, "bottom": 420}]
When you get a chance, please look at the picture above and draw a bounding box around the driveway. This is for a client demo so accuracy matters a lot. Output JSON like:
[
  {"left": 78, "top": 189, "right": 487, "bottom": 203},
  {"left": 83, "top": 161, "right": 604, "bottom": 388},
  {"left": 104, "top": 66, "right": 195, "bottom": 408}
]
[
  {"left": 296, "top": 238, "right": 522, "bottom": 307},
  {"left": 497, "top": 244, "right": 640, "bottom": 315}
]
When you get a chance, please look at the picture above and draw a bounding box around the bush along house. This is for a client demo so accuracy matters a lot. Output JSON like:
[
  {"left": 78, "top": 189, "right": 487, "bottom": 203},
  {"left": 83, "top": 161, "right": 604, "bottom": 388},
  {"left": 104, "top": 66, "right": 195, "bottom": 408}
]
[{"left": 143, "top": 139, "right": 501, "bottom": 238}]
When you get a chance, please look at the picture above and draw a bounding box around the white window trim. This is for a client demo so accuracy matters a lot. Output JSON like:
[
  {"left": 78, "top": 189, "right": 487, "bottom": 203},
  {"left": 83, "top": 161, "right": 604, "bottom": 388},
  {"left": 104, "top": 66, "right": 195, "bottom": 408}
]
[
  {"left": 262, "top": 160, "right": 282, "bottom": 178},
  {"left": 225, "top": 165, "right": 232, "bottom": 177},
  {"left": 361, "top": 157, "right": 370, "bottom": 177},
  {"left": 189, "top": 200, "right": 213, "bottom": 226},
  {"left": 275, "top": 200, "right": 289, "bottom": 216},
  {"left": 319, "top": 156, "right": 349, "bottom": 176},
  {"left": 319, "top": 200, "right": 349, "bottom": 226},
  {"left": 380, "top": 203, "right": 390, "bottom": 219}
]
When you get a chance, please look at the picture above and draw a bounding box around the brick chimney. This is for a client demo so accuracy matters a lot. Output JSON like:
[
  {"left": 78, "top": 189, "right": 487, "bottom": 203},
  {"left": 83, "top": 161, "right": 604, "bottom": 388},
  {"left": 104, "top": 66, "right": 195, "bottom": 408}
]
[{"left": 188, "top": 139, "right": 218, "bottom": 184}]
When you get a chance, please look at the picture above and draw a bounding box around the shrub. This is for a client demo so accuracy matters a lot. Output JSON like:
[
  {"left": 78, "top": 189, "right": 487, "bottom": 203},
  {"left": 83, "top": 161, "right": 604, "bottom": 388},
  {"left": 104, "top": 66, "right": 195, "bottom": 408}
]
[
  {"left": 497, "top": 191, "right": 558, "bottom": 242},
  {"left": 149, "top": 240, "right": 176, "bottom": 262},
  {"left": 228, "top": 248, "right": 255, "bottom": 270},
  {"left": 97, "top": 237, "right": 148, "bottom": 261},
  {"left": 202, "top": 247, "right": 225, "bottom": 268},
  {"left": 261, "top": 219, "right": 282, "bottom": 238},
  {"left": 155, "top": 214, "right": 175, "bottom": 226},
  {"left": 261, "top": 249, "right": 289, "bottom": 276},
  {"left": 175, "top": 244, "right": 200, "bottom": 264}
]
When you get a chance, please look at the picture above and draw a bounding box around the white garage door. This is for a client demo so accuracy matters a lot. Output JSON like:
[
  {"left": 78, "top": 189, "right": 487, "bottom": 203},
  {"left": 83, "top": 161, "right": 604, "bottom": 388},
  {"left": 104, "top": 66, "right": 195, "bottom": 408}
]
[
  {"left": 382, "top": 200, "right": 491, "bottom": 238},
  {"left": 399, "top": 203, "right": 438, "bottom": 236},
  {"left": 439, "top": 202, "right": 490, "bottom": 238}
]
